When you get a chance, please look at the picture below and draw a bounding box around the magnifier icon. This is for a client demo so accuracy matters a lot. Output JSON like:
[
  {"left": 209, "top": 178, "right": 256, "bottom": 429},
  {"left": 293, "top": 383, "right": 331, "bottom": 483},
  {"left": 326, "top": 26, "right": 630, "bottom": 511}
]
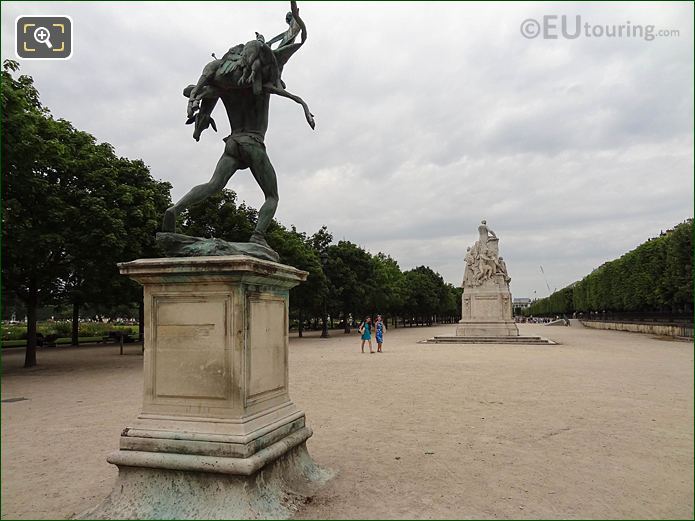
[{"left": 33, "top": 26, "right": 53, "bottom": 49}]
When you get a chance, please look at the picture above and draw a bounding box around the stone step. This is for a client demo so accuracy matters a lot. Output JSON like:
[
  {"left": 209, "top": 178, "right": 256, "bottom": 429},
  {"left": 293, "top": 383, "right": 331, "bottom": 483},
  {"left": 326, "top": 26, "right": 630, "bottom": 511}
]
[{"left": 421, "top": 336, "right": 557, "bottom": 345}]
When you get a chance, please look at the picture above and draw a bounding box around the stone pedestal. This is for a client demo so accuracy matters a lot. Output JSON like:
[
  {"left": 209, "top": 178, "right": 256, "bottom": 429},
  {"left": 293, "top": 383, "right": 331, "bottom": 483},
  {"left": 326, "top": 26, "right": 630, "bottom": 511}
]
[
  {"left": 456, "top": 274, "right": 519, "bottom": 337},
  {"left": 81, "top": 256, "right": 330, "bottom": 519}
]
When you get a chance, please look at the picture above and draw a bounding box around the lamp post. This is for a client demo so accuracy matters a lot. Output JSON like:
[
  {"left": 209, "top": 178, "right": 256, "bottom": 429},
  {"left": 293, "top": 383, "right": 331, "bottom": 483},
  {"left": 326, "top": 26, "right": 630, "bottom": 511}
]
[{"left": 320, "top": 251, "right": 329, "bottom": 338}]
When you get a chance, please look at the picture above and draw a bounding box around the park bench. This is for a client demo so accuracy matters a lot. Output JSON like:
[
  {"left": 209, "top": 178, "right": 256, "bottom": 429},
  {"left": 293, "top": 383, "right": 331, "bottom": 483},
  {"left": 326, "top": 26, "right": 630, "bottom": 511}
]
[
  {"left": 102, "top": 331, "right": 137, "bottom": 355},
  {"left": 34, "top": 333, "right": 59, "bottom": 347},
  {"left": 102, "top": 331, "right": 136, "bottom": 344}
]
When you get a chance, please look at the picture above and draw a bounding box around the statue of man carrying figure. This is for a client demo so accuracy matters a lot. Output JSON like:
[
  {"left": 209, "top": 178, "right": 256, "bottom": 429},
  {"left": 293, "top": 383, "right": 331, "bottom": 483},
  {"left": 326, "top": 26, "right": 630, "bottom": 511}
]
[{"left": 160, "top": 1, "right": 314, "bottom": 260}]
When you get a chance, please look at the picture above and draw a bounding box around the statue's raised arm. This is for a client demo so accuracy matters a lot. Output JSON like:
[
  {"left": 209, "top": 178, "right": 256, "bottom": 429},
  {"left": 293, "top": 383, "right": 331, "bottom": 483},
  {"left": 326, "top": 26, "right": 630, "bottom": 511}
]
[
  {"left": 292, "top": 1, "right": 307, "bottom": 44},
  {"left": 267, "top": 1, "right": 305, "bottom": 49},
  {"left": 272, "top": 1, "right": 307, "bottom": 75}
]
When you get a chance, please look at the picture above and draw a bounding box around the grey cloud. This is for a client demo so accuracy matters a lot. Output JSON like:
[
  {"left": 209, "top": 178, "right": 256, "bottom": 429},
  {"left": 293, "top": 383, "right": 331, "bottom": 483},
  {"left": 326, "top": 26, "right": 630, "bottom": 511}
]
[{"left": 2, "top": 1, "right": 692, "bottom": 298}]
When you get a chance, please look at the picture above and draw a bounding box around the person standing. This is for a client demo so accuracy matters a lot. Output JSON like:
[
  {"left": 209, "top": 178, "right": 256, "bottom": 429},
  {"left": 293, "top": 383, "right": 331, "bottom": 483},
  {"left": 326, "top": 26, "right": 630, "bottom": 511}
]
[
  {"left": 358, "top": 317, "right": 373, "bottom": 354},
  {"left": 375, "top": 315, "right": 385, "bottom": 353}
]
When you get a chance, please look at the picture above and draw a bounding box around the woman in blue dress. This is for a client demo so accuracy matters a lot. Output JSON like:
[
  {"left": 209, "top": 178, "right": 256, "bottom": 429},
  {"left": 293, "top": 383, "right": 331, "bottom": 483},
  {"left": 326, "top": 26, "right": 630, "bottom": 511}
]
[
  {"left": 375, "top": 315, "right": 385, "bottom": 352},
  {"left": 358, "top": 316, "right": 373, "bottom": 353}
]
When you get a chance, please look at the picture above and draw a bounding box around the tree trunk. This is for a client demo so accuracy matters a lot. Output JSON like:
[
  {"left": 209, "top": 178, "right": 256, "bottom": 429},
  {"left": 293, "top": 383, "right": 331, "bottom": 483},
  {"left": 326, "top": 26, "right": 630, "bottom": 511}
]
[
  {"left": 344, "top": 311, "right": 350, "bottom": 333},
  {"left": 71, "top": 301, "right": 79, "bottom": 346},
  {"left": 298, "top": 309, "right": 303, "bottom": 338},
  {"left": 138, "top": 290, "right": 145, "bottom": 342},
  {"left": 24, "top": 281, "right": 38, "bottom": 368}
]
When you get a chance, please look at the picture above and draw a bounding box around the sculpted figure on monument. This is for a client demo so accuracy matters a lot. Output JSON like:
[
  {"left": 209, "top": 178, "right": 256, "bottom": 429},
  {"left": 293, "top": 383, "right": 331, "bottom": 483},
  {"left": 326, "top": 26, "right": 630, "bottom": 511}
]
[
  {"left": 478, "top": 219, "right": 497, "bottom": 247},
  {"left": 463, "top": 246, "right": 478, "bottom": 286},
  {"left": 497, "top": 256, "right": 511, "bottom": 283},
  {"left": 158, "top": 1, "right": 313, "bottom": 262},
  {"left": 476, "top": 246, "right": 497, "bottom": 283},
  {"left": 267, "top": 10, "right": 302, "bottom": 50},
  {"left": 463, "top": 220, "right": 510, "bottom": 288}
]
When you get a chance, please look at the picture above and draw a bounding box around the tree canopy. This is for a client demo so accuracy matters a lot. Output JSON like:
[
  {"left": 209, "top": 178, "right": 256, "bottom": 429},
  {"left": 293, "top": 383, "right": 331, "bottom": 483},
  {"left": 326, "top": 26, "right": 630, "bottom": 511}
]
[
  {"left": 2, "top": 61, "right": 171, "bottom": 366},
  {"left": 526, "top": 219, "right": 693, "bottom": 317}
]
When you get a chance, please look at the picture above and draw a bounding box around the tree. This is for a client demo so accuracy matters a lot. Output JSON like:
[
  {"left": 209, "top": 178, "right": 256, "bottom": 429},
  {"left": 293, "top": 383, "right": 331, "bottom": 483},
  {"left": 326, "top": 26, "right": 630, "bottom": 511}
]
[
  {"left": 309, "top": 225, "right": 333, "bottom": 253},
  {"left": 180, "top": 189, "right": 257, "bottom": 242},
  {"left": 402, "top": 267, "right": 441, "bottom": 326},
  {"left": 530, "top": 220, "right": 693, "bottom": 317},
  {"left": 113, "top": 157, "right": 172, "bottom": 340},
  {"left": 368, "top": 253, "right": 404, "bottom": 325},
  {"left": 2, "top": 61, "right": 172, "bottom": 363},
  {"left": 267, "top": 225, "right": 326, "bottom": 337},
  {"left": 2, "top": 60, "right": 73, "bottom": 366},
  {"left": 440, "top": 283, "right": 460, "bottom": 323},
  {"left": 325, "top": 241, "right": 374, "bottom": 332},
  {"left": 57, "top": 134, "right": 171, "bottom": 344}
]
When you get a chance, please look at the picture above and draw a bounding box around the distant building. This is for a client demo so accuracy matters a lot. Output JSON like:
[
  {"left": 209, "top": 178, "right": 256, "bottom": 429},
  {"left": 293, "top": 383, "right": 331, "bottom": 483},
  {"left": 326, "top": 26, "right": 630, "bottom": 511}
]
[{"left": 513, "top": 298, "right": 532, "bottom": 309}]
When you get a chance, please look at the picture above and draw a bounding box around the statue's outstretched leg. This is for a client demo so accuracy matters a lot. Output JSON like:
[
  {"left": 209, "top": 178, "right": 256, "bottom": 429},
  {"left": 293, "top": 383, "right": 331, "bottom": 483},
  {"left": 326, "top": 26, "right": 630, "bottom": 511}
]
[
  {"left": 162, "top": 152, "right": 241, "bottom": 233},
  {"left": 245, "top": 148, "right": 279, "bottom": 249}
]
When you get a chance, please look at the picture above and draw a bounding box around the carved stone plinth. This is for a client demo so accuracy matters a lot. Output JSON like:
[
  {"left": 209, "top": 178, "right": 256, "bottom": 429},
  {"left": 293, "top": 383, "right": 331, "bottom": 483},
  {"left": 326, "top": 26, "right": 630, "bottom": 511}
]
[
  {"left": 80, "top": 256, "right": 331, "bottom": 519},
  {"left": 457, "top": 275, "right": 519, "bottom": 337}
]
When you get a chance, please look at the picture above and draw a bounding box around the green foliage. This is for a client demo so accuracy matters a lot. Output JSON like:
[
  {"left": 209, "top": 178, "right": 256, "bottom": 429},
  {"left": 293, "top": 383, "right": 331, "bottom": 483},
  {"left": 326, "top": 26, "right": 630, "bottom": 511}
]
[
  {"left": 1, "top": 321, "right": 135, "bottom": 341},
  {"left": 2, "top": 60, "right": 72, "bottom": 308},
  {"left": 267, "top": 224, "right": 327, "bottom": 323},
  {"left": 528, "top": 220, "right": 693, "bottom": 316},
  {"left": 368, "top": 253, "right": 405, "bottom": 317},
  {"left": 2, "top": 61, "right": 171, "bottom": 365},
  {"left": 180, "top": 189, "right": 256, "bottom": 241},
  {"left": 324, "top": 240, "right": 374, "bottom": 324},
  {"left": 526, "top": 286, "right": 575, "bottom": 316}
]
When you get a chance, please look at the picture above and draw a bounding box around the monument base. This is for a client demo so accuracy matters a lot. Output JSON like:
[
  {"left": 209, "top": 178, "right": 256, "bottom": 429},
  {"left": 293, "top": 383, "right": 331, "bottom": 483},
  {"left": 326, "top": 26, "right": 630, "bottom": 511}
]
[
  {"left": 79, "top": 440, "right": 332, "bottom": 520},
  {"left": 77, "top": 255, "right": 332, "bottom": 519},
  {"left": 456, "top": 320, "right": 519, "bottom": 337},
  {"left": 459, "top": 274, "right": 519, "bottom": 338},
  {"left": 422, "top": 335, "right": 557, "bottom": 345},
  {"left": 156, "top": 232, "right": 280, "bottom": 262}
]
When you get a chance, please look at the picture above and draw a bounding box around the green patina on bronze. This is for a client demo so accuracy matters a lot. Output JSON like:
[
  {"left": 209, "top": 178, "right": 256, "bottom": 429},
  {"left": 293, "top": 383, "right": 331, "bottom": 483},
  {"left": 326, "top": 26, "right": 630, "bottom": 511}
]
[
  {"left": 157, "top": 232, "right": 280, "bottom": 262},
  {"left": 159, "top": 1, "right": 313, "bottom": 261}
]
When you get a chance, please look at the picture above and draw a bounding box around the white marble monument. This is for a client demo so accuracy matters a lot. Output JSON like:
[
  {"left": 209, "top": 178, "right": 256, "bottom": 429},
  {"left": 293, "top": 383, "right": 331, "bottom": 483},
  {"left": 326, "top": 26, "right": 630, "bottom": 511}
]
[
  {"left": 82, "top": 256, "right": 330, "bottom": 519},
  {"left": 457, "top": 220, "right": 519, "bottom": 337},
  {"left": 423, "top": 221, "right": 555, "bottom": 345}
]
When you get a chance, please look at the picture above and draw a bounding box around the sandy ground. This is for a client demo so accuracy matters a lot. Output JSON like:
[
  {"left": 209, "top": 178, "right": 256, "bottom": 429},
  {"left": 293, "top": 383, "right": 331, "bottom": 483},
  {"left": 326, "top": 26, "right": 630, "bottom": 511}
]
[{"left": 1, "top": 323, "right": 693, "bottom": 519}]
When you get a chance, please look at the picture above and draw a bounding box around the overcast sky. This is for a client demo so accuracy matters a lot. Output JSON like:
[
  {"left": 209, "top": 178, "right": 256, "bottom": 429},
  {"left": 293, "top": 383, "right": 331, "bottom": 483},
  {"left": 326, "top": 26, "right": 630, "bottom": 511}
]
[{"left": 3, "top": 1, "right": 693, "bottom": 298}]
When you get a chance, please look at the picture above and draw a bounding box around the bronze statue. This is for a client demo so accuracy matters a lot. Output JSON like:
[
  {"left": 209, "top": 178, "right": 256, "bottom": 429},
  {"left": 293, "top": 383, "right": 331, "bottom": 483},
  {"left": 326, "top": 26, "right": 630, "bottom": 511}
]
[{"left": 160, "top": 1, "right": 313, "bottom": 260}]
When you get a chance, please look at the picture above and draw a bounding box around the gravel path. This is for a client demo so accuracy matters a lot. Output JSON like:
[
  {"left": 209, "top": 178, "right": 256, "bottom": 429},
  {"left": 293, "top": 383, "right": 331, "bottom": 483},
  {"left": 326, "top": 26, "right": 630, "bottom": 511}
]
[{"left": 2, "top": 323, "right": 692, "bottom": 519}]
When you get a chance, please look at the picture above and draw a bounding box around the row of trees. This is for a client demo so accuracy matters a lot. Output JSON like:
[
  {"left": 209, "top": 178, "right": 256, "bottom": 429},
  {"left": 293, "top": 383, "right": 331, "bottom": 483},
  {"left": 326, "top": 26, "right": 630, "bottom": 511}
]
[
  {"left": 526, "top": 219, "right": 693, "bottom": 317},
  {"left": 2, "top": 62, "right": 461, "bottom": 367},
  {"left": 2, "top": 61, "right": 172, "bottom": 366}
]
